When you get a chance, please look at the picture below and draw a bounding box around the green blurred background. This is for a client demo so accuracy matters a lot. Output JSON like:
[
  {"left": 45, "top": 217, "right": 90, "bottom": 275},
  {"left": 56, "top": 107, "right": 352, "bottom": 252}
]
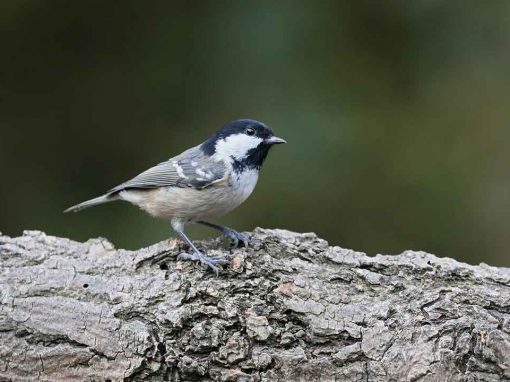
[{"left": 2, "top": 1, "right": 510, "bottom": 266}]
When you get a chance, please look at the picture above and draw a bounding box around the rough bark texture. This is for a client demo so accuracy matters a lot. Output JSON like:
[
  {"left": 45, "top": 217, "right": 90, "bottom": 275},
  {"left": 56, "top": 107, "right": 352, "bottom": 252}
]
[{"left": 1, "top": 229, "right": 510, "bottom": 381}]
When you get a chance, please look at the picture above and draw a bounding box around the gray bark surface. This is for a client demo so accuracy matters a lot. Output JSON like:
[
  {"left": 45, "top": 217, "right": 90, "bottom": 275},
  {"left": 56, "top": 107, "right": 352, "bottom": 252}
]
[{"left": 1, "top": 228, "right": 510, "bottom": 381}]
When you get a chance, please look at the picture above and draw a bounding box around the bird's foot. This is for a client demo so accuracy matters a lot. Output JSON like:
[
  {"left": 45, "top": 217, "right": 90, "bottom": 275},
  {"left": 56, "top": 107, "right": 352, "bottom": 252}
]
[
  {"left": 177, "top": 251, "right": 230, "bottom": 276},
  {"left": 222, "top": 228, "right": 249, "bottom": 249}
]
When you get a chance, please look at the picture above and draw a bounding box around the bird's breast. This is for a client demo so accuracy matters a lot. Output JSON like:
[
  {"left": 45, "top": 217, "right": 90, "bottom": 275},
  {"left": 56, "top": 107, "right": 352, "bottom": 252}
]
[{"left": 229, "top": 168, "right": 259, "bottom": 200}]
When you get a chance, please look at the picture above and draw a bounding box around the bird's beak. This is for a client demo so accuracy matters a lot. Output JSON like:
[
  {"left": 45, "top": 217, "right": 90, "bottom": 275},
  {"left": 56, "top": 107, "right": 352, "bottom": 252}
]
[{"left": 266, "top": 136, "right": 287, "bottom": 145}]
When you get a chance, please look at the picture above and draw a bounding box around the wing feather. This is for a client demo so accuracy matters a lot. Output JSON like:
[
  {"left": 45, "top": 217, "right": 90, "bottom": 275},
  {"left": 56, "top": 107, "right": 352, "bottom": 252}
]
[{"left": 108, "top": 146, "right": 226, "bottom": 194}]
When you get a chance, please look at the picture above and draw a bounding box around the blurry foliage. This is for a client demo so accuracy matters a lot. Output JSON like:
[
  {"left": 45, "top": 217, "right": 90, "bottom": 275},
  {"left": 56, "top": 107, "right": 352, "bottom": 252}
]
[{"left": 1, "top": 1, "right": 510, "bottom": 265}]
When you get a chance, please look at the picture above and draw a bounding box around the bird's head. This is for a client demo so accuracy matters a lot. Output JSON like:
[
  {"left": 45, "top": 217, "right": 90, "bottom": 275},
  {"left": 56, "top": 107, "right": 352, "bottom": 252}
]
[{"left": 201, "top": 119, "right": 286, "bottom": 170}]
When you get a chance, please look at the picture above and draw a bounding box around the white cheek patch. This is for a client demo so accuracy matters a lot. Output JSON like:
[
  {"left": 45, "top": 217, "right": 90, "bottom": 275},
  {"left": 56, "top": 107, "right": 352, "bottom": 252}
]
[{"left": 214, "top": 134, "right": 263, "bottom": 162}]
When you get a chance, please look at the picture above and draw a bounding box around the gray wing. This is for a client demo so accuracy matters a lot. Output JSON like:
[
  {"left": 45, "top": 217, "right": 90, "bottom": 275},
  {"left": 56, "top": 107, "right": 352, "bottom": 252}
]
[{"left": 107, "top": 146, "right": 227, "bottom": 195}]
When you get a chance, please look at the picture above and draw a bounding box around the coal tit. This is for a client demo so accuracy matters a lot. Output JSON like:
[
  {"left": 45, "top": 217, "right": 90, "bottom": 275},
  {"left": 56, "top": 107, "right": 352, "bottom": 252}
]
[{"left": 65, "top": 119, "right": 286, "bottom": 274}]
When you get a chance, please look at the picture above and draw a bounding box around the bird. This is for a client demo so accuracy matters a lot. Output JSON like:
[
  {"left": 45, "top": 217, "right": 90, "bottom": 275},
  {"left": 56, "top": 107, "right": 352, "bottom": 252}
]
[{"left": 64, "top": 119, "right": 286, "bottom": 275}]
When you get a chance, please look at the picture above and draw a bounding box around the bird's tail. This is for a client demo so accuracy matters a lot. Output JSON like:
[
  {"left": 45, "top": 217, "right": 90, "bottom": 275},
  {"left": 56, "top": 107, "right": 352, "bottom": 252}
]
[{"left": 64, "top": 194, "right": 117, "bottom": 213}]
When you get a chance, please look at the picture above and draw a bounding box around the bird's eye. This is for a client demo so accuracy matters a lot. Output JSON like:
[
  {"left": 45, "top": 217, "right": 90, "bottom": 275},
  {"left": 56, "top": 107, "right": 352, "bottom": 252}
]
[{"left": 246, "top": 127, "right": 255, "bottom": 136}]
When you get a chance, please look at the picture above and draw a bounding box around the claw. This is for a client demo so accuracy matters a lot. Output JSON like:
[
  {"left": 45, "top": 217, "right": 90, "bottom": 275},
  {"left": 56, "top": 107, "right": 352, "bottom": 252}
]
[
  {"left": 177, "top": 251, "right": 229, "bottom": 275},
  {"left": 223, "top": 228, "right": 249, "bottom": 249},
  {"left": 206, "top": 255, "right": 230, "bottom": 264}
]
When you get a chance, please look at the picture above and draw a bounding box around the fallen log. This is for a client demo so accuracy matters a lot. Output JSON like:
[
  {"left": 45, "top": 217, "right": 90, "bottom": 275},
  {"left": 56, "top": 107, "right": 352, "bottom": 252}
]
[{"left": 1, "top": 228, "right": 509, "bottom": 381}]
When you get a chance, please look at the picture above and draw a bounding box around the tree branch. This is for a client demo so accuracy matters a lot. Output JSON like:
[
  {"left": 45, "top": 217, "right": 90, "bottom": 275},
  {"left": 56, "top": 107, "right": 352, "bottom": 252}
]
[{"left": 1, "top": 229, "right": 510, "bottom": 381}]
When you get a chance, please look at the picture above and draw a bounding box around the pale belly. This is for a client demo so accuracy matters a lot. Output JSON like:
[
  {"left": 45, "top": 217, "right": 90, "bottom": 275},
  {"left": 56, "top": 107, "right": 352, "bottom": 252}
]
[{"left": 119, "top": 170, "right": 259, "bottom": 221}]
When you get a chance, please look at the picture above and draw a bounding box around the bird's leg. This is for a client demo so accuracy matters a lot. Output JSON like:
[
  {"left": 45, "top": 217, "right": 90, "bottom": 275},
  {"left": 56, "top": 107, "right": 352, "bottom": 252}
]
[
  {"left": 171, "top": 219, "right": 229, "bottom": 275},
  {"left": 198, "top": 221, "right": 249, "bottom": 249}
]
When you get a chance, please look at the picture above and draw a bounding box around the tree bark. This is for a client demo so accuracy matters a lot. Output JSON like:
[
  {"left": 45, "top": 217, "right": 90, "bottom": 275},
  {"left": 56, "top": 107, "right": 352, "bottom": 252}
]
[{"left": 1, "top": 228, "right": 510, "bottom": 381}]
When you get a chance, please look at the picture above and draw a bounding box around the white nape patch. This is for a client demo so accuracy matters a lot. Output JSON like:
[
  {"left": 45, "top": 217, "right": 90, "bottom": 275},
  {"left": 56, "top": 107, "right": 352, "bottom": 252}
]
[
  {"left": 172, "top": 161, "right": 188, "bottom": 179},
  {"left": 191, "top": 161, "right": 198, "bottom": 167},
  {"left": 214, "top": 134, "right": 263, "bottom": 162}
]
